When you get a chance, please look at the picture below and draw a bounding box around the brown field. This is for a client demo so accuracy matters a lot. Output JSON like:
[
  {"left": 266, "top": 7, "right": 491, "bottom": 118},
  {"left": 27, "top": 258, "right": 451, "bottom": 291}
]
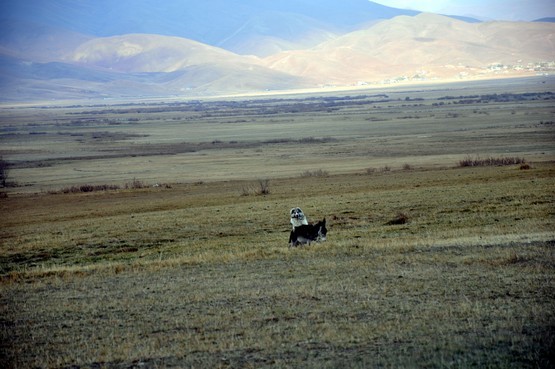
[
  {"left": 1, "top": 78, "right": 554, "bottom": 368},
  {"left": 1, "top": 77, "right": 554, "bottom": 192}
]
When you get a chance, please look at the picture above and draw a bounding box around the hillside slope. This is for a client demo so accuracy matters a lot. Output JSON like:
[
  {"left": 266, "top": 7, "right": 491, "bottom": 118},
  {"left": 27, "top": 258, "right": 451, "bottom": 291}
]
[
  {"left": 0, "top": 32, "right": 308, "bottom": 101},
  {"left": 0, "top": 11, "right": 554, "bottom": 101},
  {"left": 69, "top": 34, "right": 259, "bottom": 73},
  {"left": 264, "top": 14, "right": 555, "bottom": 84}
]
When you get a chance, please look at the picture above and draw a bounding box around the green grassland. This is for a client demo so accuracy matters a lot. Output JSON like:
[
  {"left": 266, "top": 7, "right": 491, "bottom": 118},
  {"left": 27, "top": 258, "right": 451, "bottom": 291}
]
[{"left": 1, "top": 78, "right": 554, "bottom": 368}]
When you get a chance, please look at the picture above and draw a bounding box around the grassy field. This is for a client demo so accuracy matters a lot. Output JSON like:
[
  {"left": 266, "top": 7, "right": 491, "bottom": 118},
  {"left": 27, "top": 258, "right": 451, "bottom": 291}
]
[
  {"left": 1, "top": 78, "right": 554, "bottom": 368},
  {"left": 1, "top": 77, "right": 554, "bottom": 192}
]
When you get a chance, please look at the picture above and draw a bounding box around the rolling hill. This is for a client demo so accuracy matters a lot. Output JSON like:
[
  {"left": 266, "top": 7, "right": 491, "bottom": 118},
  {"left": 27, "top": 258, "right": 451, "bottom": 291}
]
[
  {"left": 69, "top": 34, "right": 258, "bottom": 73},
  {"left": 0, "top": 2, "right": 553, "bottom": 101},
  {"left": 0, "top": 31, "right": 309, "bottom": 101},
  {"left": 264, "top": 13, "right": 555, "bottom": 85}
]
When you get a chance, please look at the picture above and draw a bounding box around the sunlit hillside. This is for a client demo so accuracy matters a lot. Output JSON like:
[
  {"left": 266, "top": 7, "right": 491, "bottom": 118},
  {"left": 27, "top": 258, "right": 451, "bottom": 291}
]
[{"left": 0, "top": 1, "right": 553, "bottom": 101}]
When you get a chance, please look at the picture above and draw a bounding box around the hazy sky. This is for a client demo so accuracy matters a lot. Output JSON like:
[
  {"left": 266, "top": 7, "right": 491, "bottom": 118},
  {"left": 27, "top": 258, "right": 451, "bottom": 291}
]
[{"left": 372, "top": 0, "right": 554, "bottom": 21}]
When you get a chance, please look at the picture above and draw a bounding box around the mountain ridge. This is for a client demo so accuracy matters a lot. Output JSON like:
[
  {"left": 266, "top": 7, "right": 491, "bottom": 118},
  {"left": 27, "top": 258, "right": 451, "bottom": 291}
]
[
  {"left": 1, "top": 0, "right": 420, "bottom": 56},
  {"left": 0, "top": 5, "right": 553, "bottom": 102},
  {"left": 264, "top": 13, "right": 555, "bottom": 85}
]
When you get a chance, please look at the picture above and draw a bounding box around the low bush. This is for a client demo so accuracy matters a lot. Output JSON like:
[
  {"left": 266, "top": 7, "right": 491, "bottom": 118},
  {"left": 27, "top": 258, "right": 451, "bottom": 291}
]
[
  {"left": 54, "top": 179, "right": 153, "bottom": 194},
  {"left": 59, "top": 184, "right": 121, "bottom": 194},
  {"left": 301, "top": 169, "right": 329, "bottom": 177},
  {"left": 386, "top": 212, "right": 410, "bottom": 225},
  {"left": 458, "top": 155, "right": 526, "bottom": 167},
  {"left": 0, "top": 156, "right": 9, "bottom": 188},
  {"left": 125, "top": 178, "right": 147, "bottom": 189},
  {"left": 241, "top": 179, "right": 270, "bottom": 196},
  {"left": 258, "top": 179, "right": 270, "bottom": 195}
]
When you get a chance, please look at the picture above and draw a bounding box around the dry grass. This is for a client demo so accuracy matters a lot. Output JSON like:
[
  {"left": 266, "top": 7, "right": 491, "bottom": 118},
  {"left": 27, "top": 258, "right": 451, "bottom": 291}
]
[
  {"left": 1, "top": 163, "right": 554, "bottom": 368},
  {"left": 2, "top": 78, "right": 554, "bottom": 193},
  {"left": 1, "top": 79, "right": 554, "bottom": 368}
]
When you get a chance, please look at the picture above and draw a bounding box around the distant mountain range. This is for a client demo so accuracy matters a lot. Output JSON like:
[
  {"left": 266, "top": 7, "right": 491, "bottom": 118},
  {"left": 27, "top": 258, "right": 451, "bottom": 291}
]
[
  {"left": 266, "top": 13, "right": 555, "bottom": 85},
  {"left": 0, "top": 1, "right": 553, "bottom": 102},
  {"left": 1, "top": 0, "right": 420, "bottom": 57}
]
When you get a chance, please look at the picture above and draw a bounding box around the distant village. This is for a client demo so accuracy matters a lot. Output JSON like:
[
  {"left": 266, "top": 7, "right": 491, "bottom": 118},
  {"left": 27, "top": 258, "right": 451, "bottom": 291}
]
[
  {"left": 487, "top": 60, "right": 555, "bottom": 74},
  {"left": 351, "top": 60, "right": 555, "bottom": 87}
]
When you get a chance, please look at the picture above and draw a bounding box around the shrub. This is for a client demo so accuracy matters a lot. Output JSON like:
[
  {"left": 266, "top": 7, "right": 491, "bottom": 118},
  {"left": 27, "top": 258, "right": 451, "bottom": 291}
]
[
  {"left": 125, "top": 178, "right": 147, "bottom": 189},
  {"left": 54, "top": 179, "right": 169, "bottom": 194},
  {"left": 258, "top": 179, "right": 270, "bottom": 195},
  {"left": 80, "top": 184, "right": 95, "bottom": 193},
  {"left": 301, "top": 169, "right": 329, "bottom": 177},
  {"left": 0, "top": 156, "right": 9, "bottom": 188},
  {"left": 241, "top": 179, "right": 270, "bottom": 196},
  {"left": 386, "top": 212, "right": 410, "bottom": 225},
  {"left": 59, "top": 186, "right": 81, "bottom": 194},
  {"left": 240, "top": 186, "right": 253, "bottom": 196},
  {"left": 458, "top": 155, "right": 526, "bottom": 167},
  {"left": 59, "top": 184, "right": 121, "bottom": 194}
]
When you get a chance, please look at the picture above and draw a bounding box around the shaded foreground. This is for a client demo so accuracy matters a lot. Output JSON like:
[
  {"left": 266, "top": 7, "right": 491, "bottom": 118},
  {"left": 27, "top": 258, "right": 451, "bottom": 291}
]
[{"left": 1, "top": 165, "right": 554, "bottom": 368}]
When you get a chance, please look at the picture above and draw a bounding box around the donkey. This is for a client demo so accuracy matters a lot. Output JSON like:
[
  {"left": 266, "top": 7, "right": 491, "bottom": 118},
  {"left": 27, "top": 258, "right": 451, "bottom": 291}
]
[{"left": 289, "top": 218, "right": 327, "bottom": 247}]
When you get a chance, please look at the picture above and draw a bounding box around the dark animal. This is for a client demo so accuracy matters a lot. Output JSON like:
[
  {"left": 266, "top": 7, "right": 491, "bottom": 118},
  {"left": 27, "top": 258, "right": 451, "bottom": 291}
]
[{"left": 289, "top": 218, "right": 327, "bottom": 247}]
